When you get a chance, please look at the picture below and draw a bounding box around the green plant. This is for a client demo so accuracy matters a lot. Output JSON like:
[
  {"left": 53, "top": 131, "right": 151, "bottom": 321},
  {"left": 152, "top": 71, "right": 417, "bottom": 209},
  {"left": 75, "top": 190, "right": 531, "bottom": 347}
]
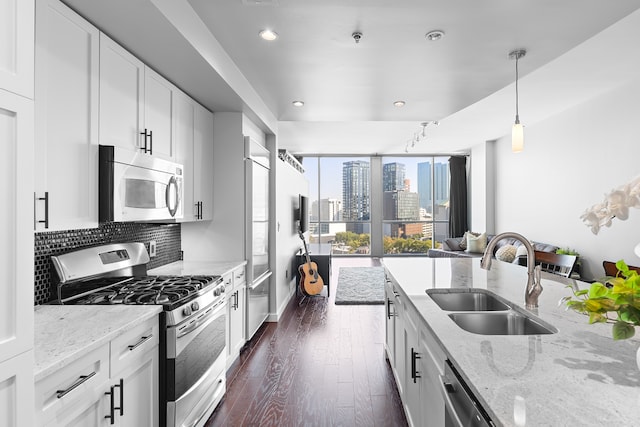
[
  {"left": 556, "top": 247, "right": 580, "bottom": 256},
  {"left": 564, "top": 260, "right": 640, "bottom": 340}
]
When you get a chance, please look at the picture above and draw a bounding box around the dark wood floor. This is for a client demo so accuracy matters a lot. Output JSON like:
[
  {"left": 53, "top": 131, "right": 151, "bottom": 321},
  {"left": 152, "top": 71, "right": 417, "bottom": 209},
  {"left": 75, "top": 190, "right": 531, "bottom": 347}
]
[{"left": 205, "top": 257, "right": 408, "bottom": 427}]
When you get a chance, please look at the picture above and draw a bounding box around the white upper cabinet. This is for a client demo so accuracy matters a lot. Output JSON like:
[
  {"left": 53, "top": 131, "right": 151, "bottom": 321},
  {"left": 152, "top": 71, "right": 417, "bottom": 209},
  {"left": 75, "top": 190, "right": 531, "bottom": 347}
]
[
  {"left": 174, "top": 91, "right": 196, "bottom": 220},
  {"left": 144, "top": 67, "right": 175, "bottom": 161},
  {"left": 174, "top": 92, "right": 214, "bottom": 222},
  {"left": 99, "top": 33, "right": 144, "bottom": 153},
  {"left": 193, "top": 102, "right": 214, "bottom": 221},
  {"left": 99, "top": 33, "right": 177, "bottom": 161},
  {"left": 34, "top": 0, "right": 99, "bottom": 231},
  {"left": 0, "top": 0, "right": 34, "bottom": 98}
]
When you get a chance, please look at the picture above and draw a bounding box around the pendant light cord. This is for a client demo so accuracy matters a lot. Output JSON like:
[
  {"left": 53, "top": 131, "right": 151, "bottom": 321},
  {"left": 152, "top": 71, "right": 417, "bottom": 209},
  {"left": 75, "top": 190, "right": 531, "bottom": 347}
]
[{"left": 515, "top": 54, "right": 520, "bottom": 123}]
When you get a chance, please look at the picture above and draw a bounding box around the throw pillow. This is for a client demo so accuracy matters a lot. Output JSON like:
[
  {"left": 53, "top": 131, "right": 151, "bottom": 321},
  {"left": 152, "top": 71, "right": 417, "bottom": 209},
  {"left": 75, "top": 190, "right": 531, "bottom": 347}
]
[
  {"left": 444, "top": 238, "right": 462, "bottom": 251},
  {"left": 459, "top": 231, "right": 479, "bottom": 251},
  {"left": 496, "top": 245, "right": 517, "bottom": 263},
  {"left": 466, "top": 232, "right": 487, "bottom": 253}
]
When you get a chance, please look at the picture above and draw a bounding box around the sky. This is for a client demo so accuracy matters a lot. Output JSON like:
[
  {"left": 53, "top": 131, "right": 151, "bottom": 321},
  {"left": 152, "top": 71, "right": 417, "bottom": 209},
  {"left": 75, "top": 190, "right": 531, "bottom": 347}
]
[{"left": 302, "top": 156, "right": 449, "bottom": 200}]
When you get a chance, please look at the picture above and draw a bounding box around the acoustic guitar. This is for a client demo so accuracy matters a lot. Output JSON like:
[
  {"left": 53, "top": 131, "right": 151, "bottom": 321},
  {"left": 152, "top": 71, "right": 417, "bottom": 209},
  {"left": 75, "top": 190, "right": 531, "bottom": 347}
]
[{"left": 298, "top": 231, "right": 324, "bottom": 296}]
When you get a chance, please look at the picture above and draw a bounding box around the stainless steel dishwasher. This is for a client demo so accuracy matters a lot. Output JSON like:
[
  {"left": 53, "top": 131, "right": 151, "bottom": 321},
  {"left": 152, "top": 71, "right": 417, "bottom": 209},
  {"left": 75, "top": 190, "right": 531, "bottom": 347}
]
[{"left": 440, "top": 359, "right": 496, "bottom": 427}]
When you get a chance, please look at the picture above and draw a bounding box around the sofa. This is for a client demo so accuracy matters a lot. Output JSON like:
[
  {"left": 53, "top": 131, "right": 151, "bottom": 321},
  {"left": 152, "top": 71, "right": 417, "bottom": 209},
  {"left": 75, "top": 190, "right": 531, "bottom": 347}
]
[{"left": 427, "top": 233, "right": 560, "bottom": 265}]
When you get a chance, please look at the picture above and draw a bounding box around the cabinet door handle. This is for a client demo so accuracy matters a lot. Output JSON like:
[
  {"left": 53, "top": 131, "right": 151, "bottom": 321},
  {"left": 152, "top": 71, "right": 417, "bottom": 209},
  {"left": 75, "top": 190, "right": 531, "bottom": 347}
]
[
  {"left": 386, "top": 298, "right": 394, "bottom": 319},
  {"left": 35, "top": 192, "right": 49, "bottom": 229},
  {"left": 56, "top": 371, "right": 96, "bottom": 398},
  {"left": 105, "top": 384, "right": 116, "bottom": 424},
  {"left": 411, "top": 348, "right": 421, "bottom": 383},
  {"left": 116, "top": 378, "right": 124, "bottom": 416},
  {"left": 140, "top": 129, "right": 148, "bottom": 153},
  {"left": 149, "top": 129, "right": 153, "bottom": 155},
  {"left": 128, "top": 334, "right": 153, "bottom": 351},
  {"left": 105, "top": 379, "right": 124, "bottom": 424}
]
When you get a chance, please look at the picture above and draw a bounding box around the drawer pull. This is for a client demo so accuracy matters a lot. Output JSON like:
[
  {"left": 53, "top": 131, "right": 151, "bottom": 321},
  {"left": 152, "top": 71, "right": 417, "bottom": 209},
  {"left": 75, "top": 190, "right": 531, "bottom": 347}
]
[
  {"left": 56, "top": 371, "right": 96, "bottom": 398},
  {"left": 128, "top": 334, "right": 153, "bottom": 351}
]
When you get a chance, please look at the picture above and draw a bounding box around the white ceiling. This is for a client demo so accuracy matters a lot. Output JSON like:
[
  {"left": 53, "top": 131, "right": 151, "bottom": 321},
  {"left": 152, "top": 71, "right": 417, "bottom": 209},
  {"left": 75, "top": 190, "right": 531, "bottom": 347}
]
[{"left": 63, "top": 0, "right": 640, "bottom": 155}]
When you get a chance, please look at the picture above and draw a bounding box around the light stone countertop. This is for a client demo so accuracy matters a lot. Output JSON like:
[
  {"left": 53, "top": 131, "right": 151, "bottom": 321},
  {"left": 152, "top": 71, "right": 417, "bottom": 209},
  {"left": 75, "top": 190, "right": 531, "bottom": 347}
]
[
  {"left": 34, "top": 305, "right": 162, "bottom": 381},
  {"left": 382, "top": 257, "right": 640, "bottom": 427},
  {"left": 147, "top": 260, "right": 246, "bottom": 277},
  {"left": 34, "top": 261, "right": 244, "bottom": 382}
]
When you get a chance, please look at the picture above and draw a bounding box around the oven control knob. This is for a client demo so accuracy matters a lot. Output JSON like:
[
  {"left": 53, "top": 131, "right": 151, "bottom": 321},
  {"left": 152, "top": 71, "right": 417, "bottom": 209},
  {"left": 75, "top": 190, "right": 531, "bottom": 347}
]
[
  {"left": 182, "top": 306, "right": 192, "bottom": 316},
  {"left": 214, "top": 288, "right": 221, "bottom": 297},
  {"left": 220, "top": 285, "right": 225, "bottom": 293},
  {"left": 191, "top": 302, "right": 199, "bottom": 311}
]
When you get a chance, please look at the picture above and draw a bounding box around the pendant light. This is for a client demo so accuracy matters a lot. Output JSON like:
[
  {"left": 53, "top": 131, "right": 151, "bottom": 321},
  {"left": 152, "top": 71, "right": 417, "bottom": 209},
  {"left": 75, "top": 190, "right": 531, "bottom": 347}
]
[{"left": 509, "top": 49, "right": 526, "bottom": 153}]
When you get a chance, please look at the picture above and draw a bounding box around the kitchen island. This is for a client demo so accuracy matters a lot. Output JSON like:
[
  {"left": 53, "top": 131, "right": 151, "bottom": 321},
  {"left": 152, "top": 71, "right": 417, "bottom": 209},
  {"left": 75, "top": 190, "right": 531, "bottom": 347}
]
[{"left": 383, "top": 257, "right": 640, "bottom": 426}]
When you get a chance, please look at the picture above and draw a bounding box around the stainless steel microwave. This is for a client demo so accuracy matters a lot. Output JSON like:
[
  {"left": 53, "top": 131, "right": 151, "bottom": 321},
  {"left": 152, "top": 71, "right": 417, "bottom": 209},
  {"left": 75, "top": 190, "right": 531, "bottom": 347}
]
[{"left": 99, "top": 145, "right": 183, "bottom": 222}]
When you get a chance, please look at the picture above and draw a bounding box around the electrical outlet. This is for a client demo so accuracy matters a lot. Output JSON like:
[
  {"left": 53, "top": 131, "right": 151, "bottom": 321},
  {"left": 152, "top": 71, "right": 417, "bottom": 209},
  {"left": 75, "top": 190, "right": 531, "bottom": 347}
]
[{"left": 149, "top": 240, "right": 157, "bottom": 257}]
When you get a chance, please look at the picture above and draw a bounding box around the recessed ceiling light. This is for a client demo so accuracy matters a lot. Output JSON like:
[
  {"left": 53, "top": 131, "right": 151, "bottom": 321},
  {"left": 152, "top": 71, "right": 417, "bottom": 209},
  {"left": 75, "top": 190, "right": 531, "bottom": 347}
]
[
  {"left": 393, "top": 100, "right": 406, "bottom": 107},
  {"left": 259, "top": 29, "right": 278, "bottom": 41},
  {"left": 292, "top": 100, "right": 304, "bottom": 107},
  {"left": 425, "top": 30, "right": 445, "bottom": 41}
]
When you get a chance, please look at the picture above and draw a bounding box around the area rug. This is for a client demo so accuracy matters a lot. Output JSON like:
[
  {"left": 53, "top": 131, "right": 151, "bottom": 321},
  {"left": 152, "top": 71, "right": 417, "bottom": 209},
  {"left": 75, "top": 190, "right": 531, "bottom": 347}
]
[{"left": 335, "top": 267, "right": 385, "bottom": 305}]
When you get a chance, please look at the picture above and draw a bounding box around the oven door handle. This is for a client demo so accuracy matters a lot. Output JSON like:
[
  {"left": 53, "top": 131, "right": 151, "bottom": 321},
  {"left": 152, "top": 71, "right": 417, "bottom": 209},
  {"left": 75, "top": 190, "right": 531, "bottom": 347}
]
[{"left": 177, "top": 301, "right": 226, "bottom": 339}]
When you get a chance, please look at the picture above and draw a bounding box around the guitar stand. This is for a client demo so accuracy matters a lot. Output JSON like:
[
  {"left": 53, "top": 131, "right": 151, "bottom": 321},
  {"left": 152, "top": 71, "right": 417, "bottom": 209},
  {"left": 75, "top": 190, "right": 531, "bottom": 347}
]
[{"left": 296, "top": 285, "right": 327, "bottom": 306}]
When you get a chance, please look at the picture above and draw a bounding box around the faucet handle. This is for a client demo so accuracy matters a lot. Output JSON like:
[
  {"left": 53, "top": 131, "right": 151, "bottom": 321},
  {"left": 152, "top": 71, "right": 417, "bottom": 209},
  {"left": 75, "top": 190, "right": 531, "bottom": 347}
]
[{"left": 534, "top": 264, "right": 542, "bottom": 284}]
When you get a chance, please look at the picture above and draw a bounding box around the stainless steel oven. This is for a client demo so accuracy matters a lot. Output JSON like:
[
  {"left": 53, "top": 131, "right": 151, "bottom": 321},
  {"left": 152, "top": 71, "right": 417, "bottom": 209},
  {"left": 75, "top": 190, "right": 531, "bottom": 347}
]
[
  {"left": 165, "top": 297, "right": 227, "bottom": 427},
  {"left": 49, "top": 243, "right": 227, "bottom": 427},
  {"left": 99, "top": 145, "right": 184, "bottom": 222}
]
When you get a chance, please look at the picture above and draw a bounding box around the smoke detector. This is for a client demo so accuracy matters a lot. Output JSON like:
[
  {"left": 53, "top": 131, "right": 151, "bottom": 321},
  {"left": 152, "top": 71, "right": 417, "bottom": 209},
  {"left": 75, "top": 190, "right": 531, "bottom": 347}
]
[{"left": 352, "top": 31, "right": 362, "bottom": 44}]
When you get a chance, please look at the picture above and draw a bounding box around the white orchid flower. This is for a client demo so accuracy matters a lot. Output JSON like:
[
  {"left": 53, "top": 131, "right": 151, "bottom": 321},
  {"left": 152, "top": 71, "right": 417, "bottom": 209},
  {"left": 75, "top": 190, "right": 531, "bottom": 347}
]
[
  {"left": 605, "top": 189, "right": 630, "bottom": 220},
  {"left": 581, "top": 175, "right": 640, "bottom": 234}
]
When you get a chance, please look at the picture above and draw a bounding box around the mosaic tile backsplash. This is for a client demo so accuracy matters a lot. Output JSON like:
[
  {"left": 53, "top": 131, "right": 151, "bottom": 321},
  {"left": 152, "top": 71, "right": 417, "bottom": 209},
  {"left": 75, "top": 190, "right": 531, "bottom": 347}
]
[{"left": 34, "top": 222, "right": 181, "bottom": 305}]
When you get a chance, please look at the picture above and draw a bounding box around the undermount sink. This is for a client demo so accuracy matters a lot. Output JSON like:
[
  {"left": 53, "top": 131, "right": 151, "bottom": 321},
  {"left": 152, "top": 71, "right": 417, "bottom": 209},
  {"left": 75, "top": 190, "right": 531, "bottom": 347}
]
[
  {"left": 426, "top": 289, "right": 510, "bottom": 311},
  {"left": 448, "top": 312, "right": 558, "bottom": 335}
]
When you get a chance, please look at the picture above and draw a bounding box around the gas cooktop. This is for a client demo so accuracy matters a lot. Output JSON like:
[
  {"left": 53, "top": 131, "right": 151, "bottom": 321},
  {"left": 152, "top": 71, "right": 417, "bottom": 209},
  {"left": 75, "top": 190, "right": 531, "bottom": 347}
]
[{"left": 57, "top": 275, "right": 222, "bottom": 310}]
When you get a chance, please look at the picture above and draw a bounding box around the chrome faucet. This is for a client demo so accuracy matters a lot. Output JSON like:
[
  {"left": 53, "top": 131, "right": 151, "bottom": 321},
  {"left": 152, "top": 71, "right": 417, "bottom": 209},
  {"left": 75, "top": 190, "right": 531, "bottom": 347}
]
[{"left": 480, "top": 232, "right": 542, "bottom": 309}]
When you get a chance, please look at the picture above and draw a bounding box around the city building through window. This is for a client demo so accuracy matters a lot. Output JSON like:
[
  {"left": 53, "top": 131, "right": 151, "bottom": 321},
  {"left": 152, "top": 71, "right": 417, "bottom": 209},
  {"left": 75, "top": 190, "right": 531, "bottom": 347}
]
[{"left": 302, "top": 156, "right": 451, "bottom": 256}]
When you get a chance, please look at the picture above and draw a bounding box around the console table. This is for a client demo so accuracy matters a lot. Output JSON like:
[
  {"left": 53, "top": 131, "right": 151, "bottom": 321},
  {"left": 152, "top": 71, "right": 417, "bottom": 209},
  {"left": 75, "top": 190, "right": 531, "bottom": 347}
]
[{"left": 294, "top": 243, "right": 331, "bottom": 297}]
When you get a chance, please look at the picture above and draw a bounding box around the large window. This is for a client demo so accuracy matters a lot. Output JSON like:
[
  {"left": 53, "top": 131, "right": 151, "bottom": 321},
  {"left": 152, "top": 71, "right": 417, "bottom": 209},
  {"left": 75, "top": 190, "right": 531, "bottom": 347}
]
[
  {"left": 303, "top": 157, "right": 371, "bottom": 254},
  {"left": 382, "top": 156, "right": 450, "bottom": 254},
  {"left": 302, "top": 156, "right": 450, "bottom": 256}
]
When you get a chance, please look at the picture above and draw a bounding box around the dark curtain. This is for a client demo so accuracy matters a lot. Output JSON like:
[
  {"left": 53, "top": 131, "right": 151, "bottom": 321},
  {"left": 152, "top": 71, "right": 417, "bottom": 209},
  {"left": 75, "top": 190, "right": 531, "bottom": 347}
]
[{"left": 448, "top": 156, "right": 468, "bottom": 238}]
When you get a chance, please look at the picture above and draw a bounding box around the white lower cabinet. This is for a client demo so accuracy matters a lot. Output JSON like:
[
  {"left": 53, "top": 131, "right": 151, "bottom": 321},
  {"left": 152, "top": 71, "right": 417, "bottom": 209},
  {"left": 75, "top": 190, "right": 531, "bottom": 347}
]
[
  {"left": 384, "top": 268, "right": 446, "bottom": 427},
  {"left": 402, "top": 309, "right": 421, "bottom": 427},
  {"left": 35, "top": 318, "right": 159, "bottom": 427},
  {"left": 418, "top": 324, "right": 446, "bottom": 427},
  {"left": 0, "top": 351, "right": 34, "bottom": 427},
  {"left": 384, "top": 277, "right": 396, "bottom": 366},
  {"left": 392, "top": 284, "right": 406, "bottom": 397},
  {"left": 226, "top": 265, "right": 246, "bottom": 369}
]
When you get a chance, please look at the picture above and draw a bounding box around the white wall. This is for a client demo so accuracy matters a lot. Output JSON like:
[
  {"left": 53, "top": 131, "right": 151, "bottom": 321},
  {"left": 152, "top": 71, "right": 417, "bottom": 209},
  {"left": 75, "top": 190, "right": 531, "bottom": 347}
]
[
  {"left": 469, "top": 141, "right": 495, "bottom": 234},
  {"left": 271, "top": 158, "right": 309, "bottom": 320},
  {"left": 489, "top": 77, "right": 640, "bottom": 280}
]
